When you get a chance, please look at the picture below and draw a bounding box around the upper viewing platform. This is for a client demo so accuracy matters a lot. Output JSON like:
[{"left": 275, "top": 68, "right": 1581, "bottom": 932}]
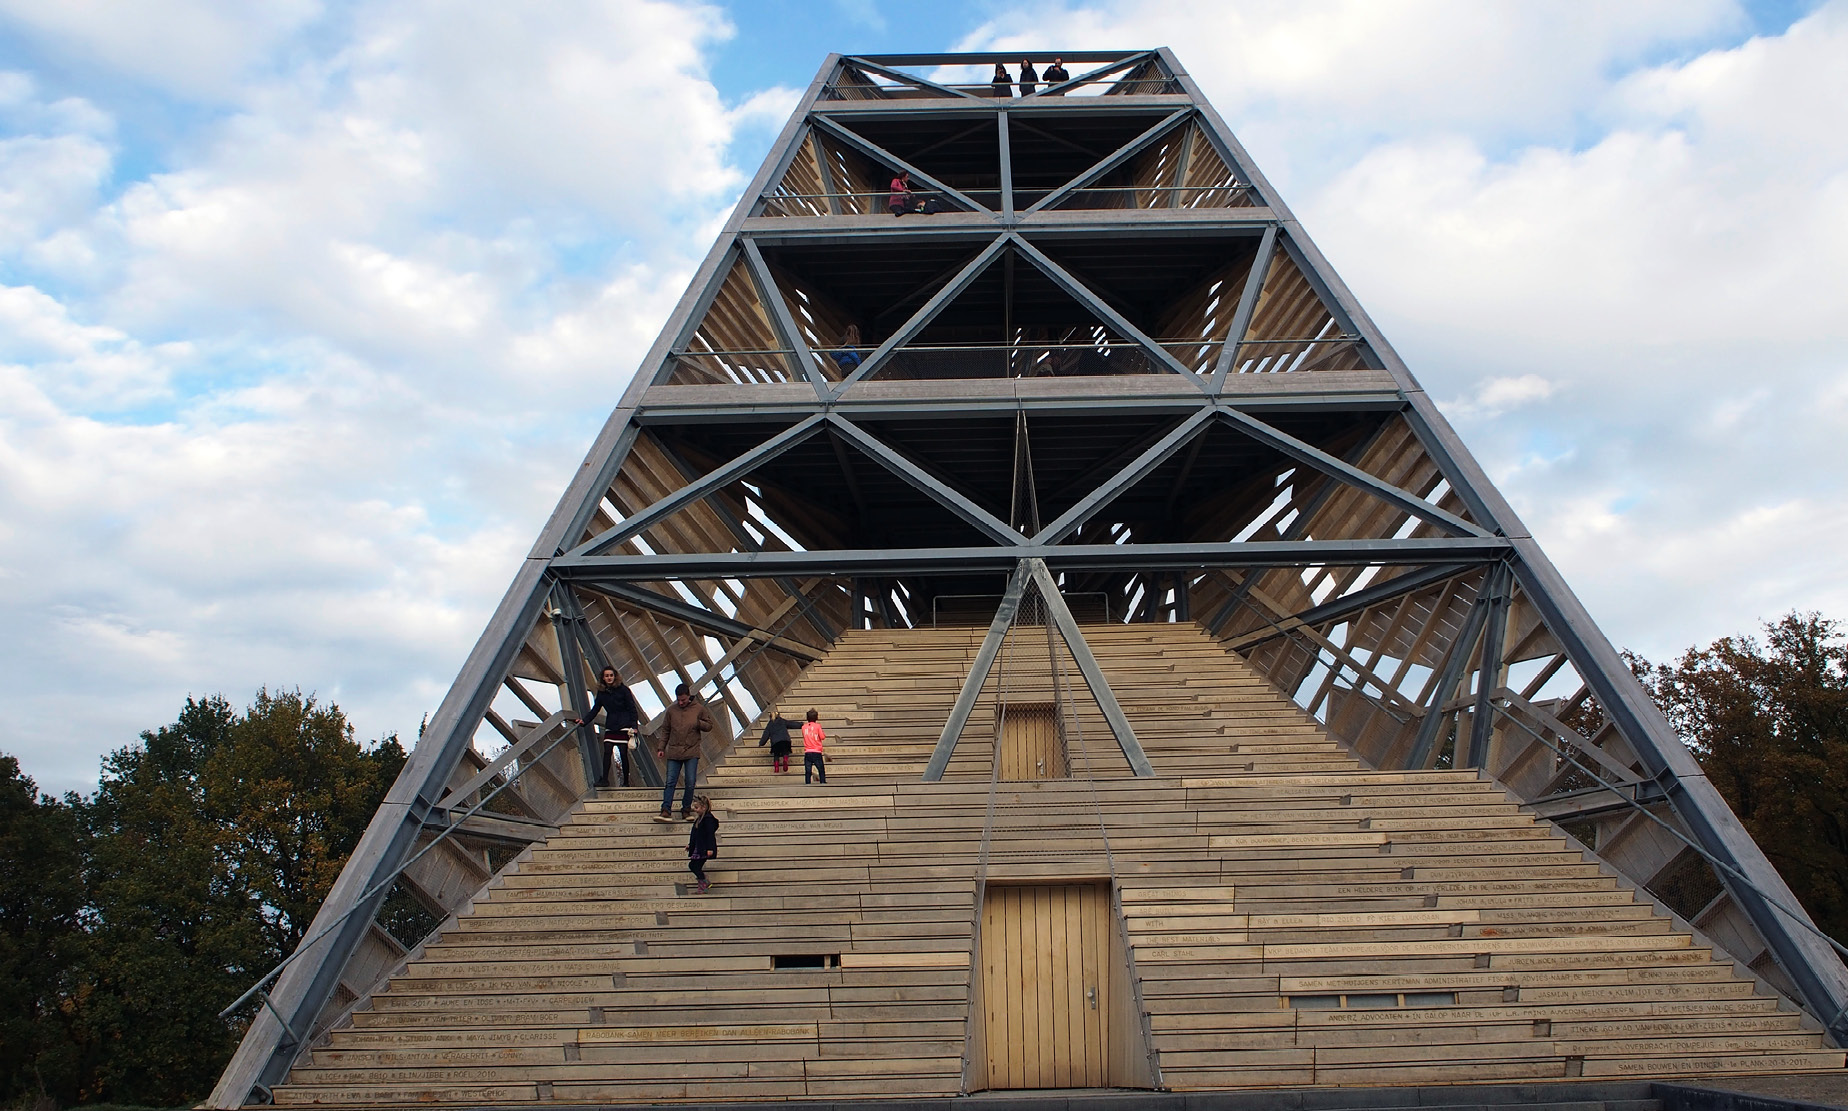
[
  {"left": 822, "top": 50, "right": 1183, "bottom": 101},
  {"left": 759, "top": 50, "right": 1260, "bottom": 221},
  {"left": 640, "top": 49, "right": 1374, "bottom": 395}
]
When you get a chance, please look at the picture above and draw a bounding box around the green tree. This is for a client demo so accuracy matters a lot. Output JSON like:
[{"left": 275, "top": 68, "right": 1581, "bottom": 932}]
[
  {"left": 73, "top": 690, "right": 405, "bottom": 1106},
  {"left": 1638, "top": 612, "right": 1848, "bottom": 944},
  {"left": 76, "top": 695, "right": 268, "bottom": 1105},
  {"left": 0, "top": 756, "right": 86, "bottom": 1105}
]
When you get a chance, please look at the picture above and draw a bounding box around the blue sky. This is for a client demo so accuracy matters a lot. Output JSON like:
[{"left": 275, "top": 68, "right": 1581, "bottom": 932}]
[{"left": 0, "top": 0, "right": 1844, "bottom": 795}]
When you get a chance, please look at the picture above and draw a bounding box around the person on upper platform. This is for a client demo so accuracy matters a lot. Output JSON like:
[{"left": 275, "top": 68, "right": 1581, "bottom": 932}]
[{"left": 990, "top": 62, "right": 1012, "bottom": 98}]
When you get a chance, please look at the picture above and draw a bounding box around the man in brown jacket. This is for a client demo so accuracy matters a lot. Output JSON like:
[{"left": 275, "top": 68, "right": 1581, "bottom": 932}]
[{"left": 655, "top": 683, "right": 715, "bottom": 822}]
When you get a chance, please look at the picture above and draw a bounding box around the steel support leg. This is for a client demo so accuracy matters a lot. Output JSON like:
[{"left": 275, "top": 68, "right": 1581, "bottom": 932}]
[
  {"left": 924, "top": 560, "right": 1032, "bottom": 781},
  {"left": 1028, "top": 559, "right": 1153, "bottom": 777}
]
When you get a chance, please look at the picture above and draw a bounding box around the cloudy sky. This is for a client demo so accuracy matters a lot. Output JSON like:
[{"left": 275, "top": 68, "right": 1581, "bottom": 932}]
[{"left": 2, "top": 0, "right": 1843, "bottom": 795}]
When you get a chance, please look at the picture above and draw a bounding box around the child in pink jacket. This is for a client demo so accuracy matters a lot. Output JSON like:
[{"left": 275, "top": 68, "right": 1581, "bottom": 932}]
[{"left": 802, "top": 708, "right": 827, "bottom": 785}]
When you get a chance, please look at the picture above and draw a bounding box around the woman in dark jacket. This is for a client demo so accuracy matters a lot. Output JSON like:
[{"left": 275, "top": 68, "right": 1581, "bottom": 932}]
[
  {"left": 990, "top": 62, "right": 1012, "bottom": 98},
  {"left": 579, "top": 667, "right": 639, "bottom": 787},
  {"left": 758, "top": 708, "right": 803, "bottom": 773}
]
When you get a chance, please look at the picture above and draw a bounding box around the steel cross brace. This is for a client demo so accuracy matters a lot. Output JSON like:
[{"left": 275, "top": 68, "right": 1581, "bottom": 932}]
[
  {"left": 834, "top": 235, "right": 1008, "bottom": 391},
  {"left": 923, "top": 558, "right": 1150, "bottom": 781},
  {"left": 1025, "top": 108, "right": 1193, "bottom": 214},
  {"left": 568, "top": 413, "right": 829, "bottom": 559},
  {"left": 808, "top": 114, "right": 993, "bottom": 215},
  {"left": 924, "top": 560, "right": 1032, "bottom": 781},
  {"left": 837, "top": 56, "right": 983, "bottom": 100}
]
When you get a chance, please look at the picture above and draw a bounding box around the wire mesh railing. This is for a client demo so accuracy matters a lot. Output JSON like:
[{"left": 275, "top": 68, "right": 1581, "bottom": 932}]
[
  {"left": 665, "top": 334, "right": 1372, "bottom": 386},
  {"left": 757, "top": 183, "right": 1256, "bottom": 218},
  {"left": 758, "top": 188, "right": 995, "bottom": 217},
  {"left": 825, "top": 75, "right": 1182, "bottom": 101}
]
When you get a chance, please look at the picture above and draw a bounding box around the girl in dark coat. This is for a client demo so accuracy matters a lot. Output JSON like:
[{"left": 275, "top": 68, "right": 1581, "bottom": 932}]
[
  {"left": 686, "top": 796, "right": 719, "bottom": 894},
  {"left": 758, "top": 708, "right": 802, "bottom": 773},
  {"left": 990, "top": 62, "right": 1012, "bottom": 98}
]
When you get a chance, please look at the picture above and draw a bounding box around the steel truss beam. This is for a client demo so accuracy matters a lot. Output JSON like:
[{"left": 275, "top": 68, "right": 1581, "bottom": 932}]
[
  {"left": 925, "top": 559, "right": 1150, "bottom": 781},
  {"left": 1224, "top": 563, "right": 1474, "bottom": 652},
  {"left": 554, "top": 537, "right": 1511, "bottom": 580},
  {"left": 572, "top": 581, "right": 824, "bottom": 662},
  {"left": 741, "top": 213, "right": 1281, "bottom": 246}
]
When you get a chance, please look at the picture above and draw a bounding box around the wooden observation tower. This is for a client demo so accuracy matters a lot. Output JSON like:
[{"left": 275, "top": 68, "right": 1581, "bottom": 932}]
[{"left": 210, "top": 50, "right": 1848, "bottom": 1106}]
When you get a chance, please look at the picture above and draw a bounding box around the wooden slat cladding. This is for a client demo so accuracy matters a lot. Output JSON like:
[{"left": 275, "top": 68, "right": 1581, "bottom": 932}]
[
  {"left": 1106, "top": 58, "right": 1171, "bottom": 97},
  {"left": 1154, "top": 258, "right": 1251, "bottom": 376},
  {"left": 1124, "top": 123, "right": 1248, "bottom": 211},
  {"left": 759, "top": 134, "right": 830, "bottom": 218},
  {"left": 816, "top": 134, "right": 883, "bottom": 215},
  {"left": 1234, "top": 251, "right": 1369, "bottom": 374},
  {"left": 760, "top": 132, "right": 884, "bottom": 218},
  {"left": 664, "top": 255, "right": 794, "bottom": 386}
]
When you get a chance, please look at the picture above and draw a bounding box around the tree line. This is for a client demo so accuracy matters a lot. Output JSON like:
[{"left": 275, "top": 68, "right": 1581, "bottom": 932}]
[
  {"left": 2, "top": 613, "right": 1845, "bottom": 1108},
  {"left": 1, "top": 691, "right": 403, "bottom": 1109}
]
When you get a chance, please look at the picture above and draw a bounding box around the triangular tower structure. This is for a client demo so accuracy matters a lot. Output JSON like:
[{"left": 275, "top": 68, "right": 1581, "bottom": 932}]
[{"left": 211, "top": 51, "right": 1848, "bottom": 1106}]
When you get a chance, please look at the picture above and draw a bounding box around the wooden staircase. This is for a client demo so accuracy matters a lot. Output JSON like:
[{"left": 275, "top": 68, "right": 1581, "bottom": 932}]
[{"left": 272, "top": 623, "right": 1842, "bottom": 1105}]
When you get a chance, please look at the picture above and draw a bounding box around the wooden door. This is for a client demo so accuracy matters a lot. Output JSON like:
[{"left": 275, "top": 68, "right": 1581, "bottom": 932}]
[
  {"left": 998, "top": 704, "right": 1064, "bottom": 780},
  {"left": 979, "top": 883, "right": 1109, "bottom": 1089}
]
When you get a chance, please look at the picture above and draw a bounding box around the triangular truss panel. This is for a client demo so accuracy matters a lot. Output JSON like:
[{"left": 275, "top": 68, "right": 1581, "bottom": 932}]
[
  {"left": 660, "top": 250, "right": 800, "bottom": 386},
  {"left": 212, "top": 48, "right": 1848, "bottom": 1108},
  {"left": 1234, "top": 244, "right": 1373, "bottom": 374}
]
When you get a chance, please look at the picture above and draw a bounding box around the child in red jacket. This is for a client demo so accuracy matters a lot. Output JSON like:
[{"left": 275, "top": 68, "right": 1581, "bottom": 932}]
[{"left": 801, "top": 708, "right": 827, "bottom": 785}]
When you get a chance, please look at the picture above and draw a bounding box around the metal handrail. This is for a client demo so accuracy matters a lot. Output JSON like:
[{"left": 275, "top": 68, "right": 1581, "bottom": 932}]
[
  {"left": 217, "top": 715, "right": 580, "bottom": 1023},
  {"left": 828, "top": 78, "right": 1181, "bottom": 99},
  {"left": 1489, "top": 690, "right": 1848, "bottom": 981}
]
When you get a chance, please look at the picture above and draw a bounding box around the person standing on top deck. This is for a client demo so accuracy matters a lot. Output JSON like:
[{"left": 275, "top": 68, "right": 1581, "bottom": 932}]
[
  {"left": 577, "top": 666, "right": 639, "bottom": 788},
  {"left": 654, "top": 683, "right": 714, "bottom": 822},
  {"left": 1018, "top": 60, "right": 1038, "bottom": 96},
  {"left": 990, "top": 62, "right": 1012, "bottom": 98},
  {"left": 1042, "top": 58, "right": 1069, "bottom": 93}
]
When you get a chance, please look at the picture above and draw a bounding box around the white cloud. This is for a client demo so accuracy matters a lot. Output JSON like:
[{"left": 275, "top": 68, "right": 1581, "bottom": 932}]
[
  {"left": 0, "top": 0, "right": 321, "bottom": 101},
  {"left": 956, "top": 0, "right": 1746, "bottom": 188},
  {"left": 0, "top": 0, "right": 788, "bottom": 793},
  {"left": 1443, "top": 374, "right": 1556, "bottom": 419},
  {"left": 0, "top": 74, "right": 112, "bottom": 255}
]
